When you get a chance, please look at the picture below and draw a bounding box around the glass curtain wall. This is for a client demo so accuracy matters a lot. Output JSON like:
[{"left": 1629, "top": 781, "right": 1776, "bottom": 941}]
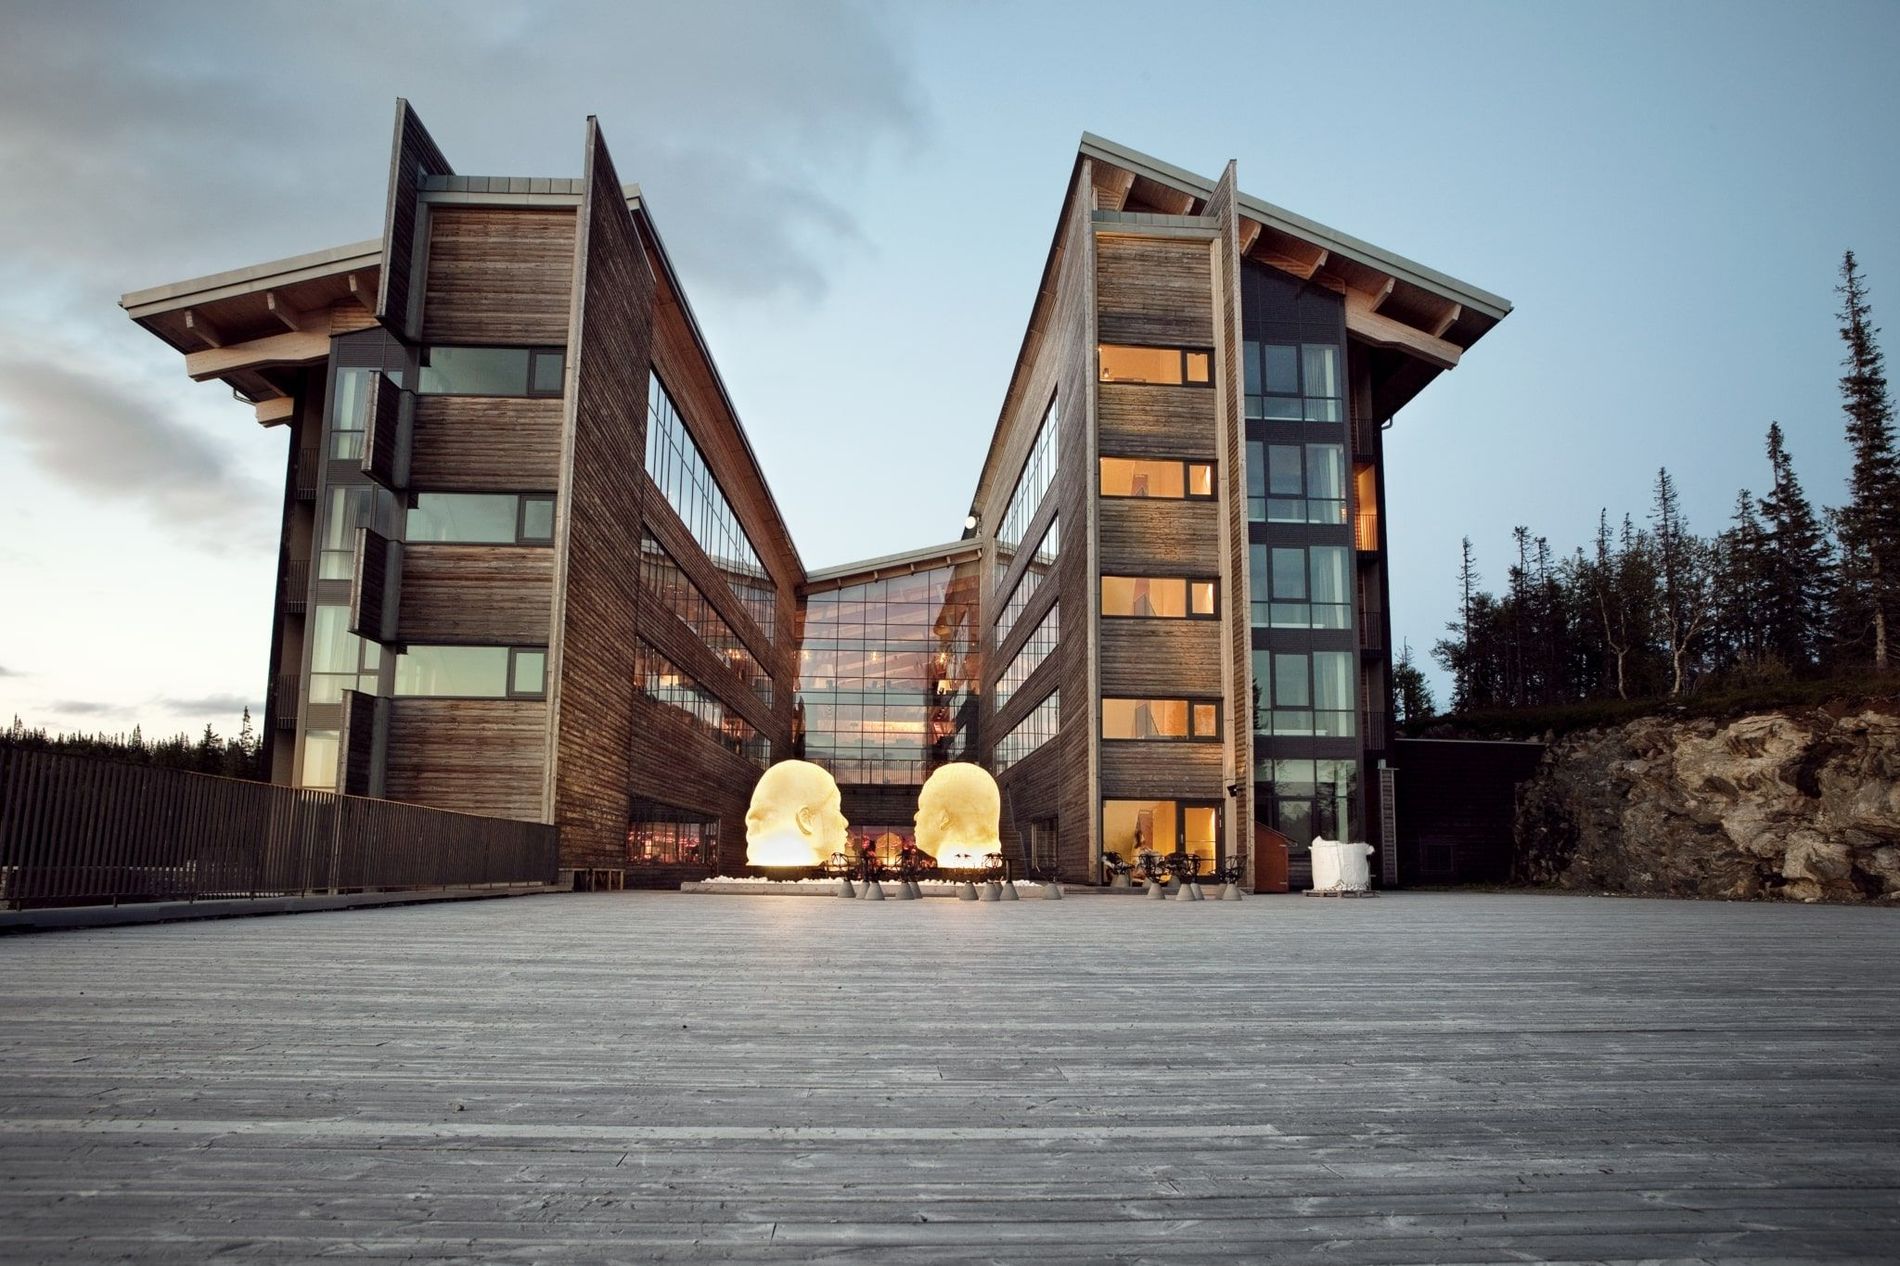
[
  {"left": 795, "top": 560, "right": 981, "bottom": 787},
  {"left": 1240, "top": 262, "right": 1361, "bottom": 847}
]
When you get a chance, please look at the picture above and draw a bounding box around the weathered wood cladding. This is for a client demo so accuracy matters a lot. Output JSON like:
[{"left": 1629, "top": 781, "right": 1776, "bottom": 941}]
[
  {"left": 1203, "top": 162, "right": 1255, "bottom": 881},
  {"left": 641, "top": 479, "right": 787, "bottom": 694},
  {"left": 1095, "top": 234, "right": 1214, "bottom": 347},
  {"left": 376, "top": 100, "right": 452, "bottom": 339},
  {"left": 409, "top": 397, "right": 562, "bottom": 489},
  {"left": 336, "top": 690, "right": 382, "bottom": 798},
  {"left": 626, "top": 694, "right": 756, "bottom": 875},
  {"left": 1097, "top": 498, "right": 1220, "bottom": 576},
  {"left": 421, "top": 208, "right": 576, "bottom": 345},
  {"left": 348, "top": 529, "right": 396, "bottom": 643},
  {"left": 385, "top": 699, "right": 547, "bottom": 821},
  {"left": 1098, "top": 741, "right": 1224, "bottom": 801},
  {"left": 398, "top": 545, "right": 554, "bottom": 645},
  {"left": 547, "top": 123, "right": 654, "bottom": 870},
  {"left": 636, "top": 589, "right": 774, "bottom": 739},
  {"left": 1099, "top": 620, "right": 1223, "bottom": 697},
  {"left": 1097, "top": 384, "right": 1218, "bottom": 458},
  {"left": 985, "top": 161, "right": 1097, "bottom": 882},
  {"left": 359, "top": 372, "right": 404, "bottom": 489}
]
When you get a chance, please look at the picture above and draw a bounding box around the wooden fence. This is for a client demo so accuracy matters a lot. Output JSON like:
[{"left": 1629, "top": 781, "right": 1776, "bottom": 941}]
[{"left": 0, "top": 747, "right": 559, "bottom": 910}]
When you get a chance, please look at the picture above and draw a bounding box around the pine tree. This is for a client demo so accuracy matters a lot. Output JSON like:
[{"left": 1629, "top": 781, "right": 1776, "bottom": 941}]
[
  {"left": 1651, "top": 468, "right": 1716, "bottom": 696},
  {"left": 1391, "top": 641, "right": 1435, "bottom": 724},
  {"left": 1714, "top": 488, "right": 1769, "bottom": 669},
  {"left": 1433, "top": 537, "right": 1483, "bottom": 712},
  {"left": 1757, "top": 422, "right": 1833, "bottom": 672},
  {"left": 1834, "top": 252, "right": 1900, "bottom": 672}
]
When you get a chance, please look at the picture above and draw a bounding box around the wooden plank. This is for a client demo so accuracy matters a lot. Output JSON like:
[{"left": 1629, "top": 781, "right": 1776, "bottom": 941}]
[
  {"left": 408, "top": 396, "right": 563, "bottom": 489},
  {"left": 0, "top": 894, "right": 1896, "bottom": 1259},
  {"left": 383, "top": 697, "right": 548, "bottom": 821},
  {"left": 1095, "top": 234, "right": 1214, "bottom": 346},
  {"left": 377, "top": 99, "right": 454, "bottom": 338},
  {"left": 397, "top": 544, "right": 554, "bottom": 646},
  {"left": 421, "top": 207, "right": 577, "bottom": 345}
]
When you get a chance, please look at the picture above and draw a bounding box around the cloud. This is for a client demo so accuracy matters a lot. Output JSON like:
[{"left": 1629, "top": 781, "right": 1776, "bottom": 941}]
[
  {"left": 0, "top": 356, "right": 274, "bottom": 541},
  {"left": 156, "top": 693, "right": 256, "bottom": 716},
  {"left": 0, "top": 1, "right": 928, "bottom": 306},
  {"left": 0, "top": 666, "right": 19, "bottom": 677},
  {"left": 50, "top": 700, "right": 127, "bottom": 717}
]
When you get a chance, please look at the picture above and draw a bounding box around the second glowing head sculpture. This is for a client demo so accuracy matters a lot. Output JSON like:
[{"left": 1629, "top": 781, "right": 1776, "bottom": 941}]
[
  {"left": 744, "top": 760, "right": 850, "bottom": 868},
  {"left": 914, "top": 762, "right": 1002, "bottom": 869}
]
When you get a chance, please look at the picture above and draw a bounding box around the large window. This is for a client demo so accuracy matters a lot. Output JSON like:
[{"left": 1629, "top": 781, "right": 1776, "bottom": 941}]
[
  {"left": 996, "top": 395, "right": 1058, "bottom": 562},
  {"left": 641, "top": 534, "right": 773, "bottom": 706},
  {"left": 317, "top": 485, "right": 374, "bottom": 580},
  {"left": 995, "top": 690, "right": 1059, "bottom": 771},
  {"left": 1102, "top": 799, "right": 1220, "bottom": 869},
  {"left": 299, "top": 730, "right": 338, "bottom": 790},
  {"left": 1252, "top": 648, "right": 1355, "bottom": 738},
  {"left": 328, "top": 368, "right": 380, "bottom": 460},
  {"left": 1250, "top": 544, "right": 1351, "bottom": 630},
  {"left": 308, "top": 603, "right": 380, "bottom": 704},
  {"left": 1243, "top": 341, "right": 1340, "bottom": 421},
  {"left": 645, "top": 375, "right": 775, "bottom": 636},
  {"left": 636, "top": 639, "right": 769, "bottom": 765},
  {"left": 394, "top": 645, "right": 546, "bottom": 699},
  {"left": 405, "top": 493, "right": 555, "bottom": 545},
  {"left": 796, "top": 562, "right": 981, "bottom": 786},
  {"left": 627, "top": 810, "right": 719, "bottom": 867},
  {"left": 1098, "top": 345, "right": 1212, "bottom": 386},
  {"left": 995, "top": 604, "right": 1059, "bottom": 706},
  {"left": 1258, "top": 758, "right": 1359, "bottom": 847},
  {"left": 1101, "top": 698, "right": 1219, "bottom": 741},
  {"left": 1247, "top": 441, "right": 1346, "bottom": 524},
  {"left": 1099, "top": 457, "right": 1215, "bottom": 500},
  {"left": 1101, "top": 576, "right": 1217, "bottom": 619},
  {"left": 417, "top": 346, "right": 564, "bottom": 397},
  {"left": 996, "top": 513, "right": 1058, "bottom": 642}
]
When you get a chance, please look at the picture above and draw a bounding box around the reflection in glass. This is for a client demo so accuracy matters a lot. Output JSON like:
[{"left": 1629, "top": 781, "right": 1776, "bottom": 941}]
[
  {"left": 406, "top": 493, "right": 520, "bottom": 544},
  {"left": 417, "top": 347, "right": 562, "bottom": 396},
  {"left": 995, "top": 690, "right": 1059, "bottom": 770},
  {"left": 996, "top": 397, "right": 1058, "bottom": 563},
  {"left": 394, "top": 645, "right": 512, "bottom": 697},
  {"left": 300, "top": 730, "right": 339, "bottom": 790},
  {"left": 996, "top": 604, "right": 1059, "bottom": 706}
]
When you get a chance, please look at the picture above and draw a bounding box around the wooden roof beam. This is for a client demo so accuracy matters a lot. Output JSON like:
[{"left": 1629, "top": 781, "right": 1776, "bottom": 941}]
[
  {"left": 1345, "top": 289, "right": 1461, "bottom": 370},
  {"left": 346, "top": 272, "right": 375, "bottom": 311},
  {"left": 1429, "top": 301, "right": 1464, "bottom": 339},
  {"left": 1367, "top": 276, "right": 1396, "bottom": 313},
  {"left": 1094, "top": 166, "right": 1135, "bottom": 212},
  {"left": 1237, "top": 217, "right": 1261, "bottom": 257},
  {"left": 183, "top": 309, "right": 225, "bottom": 349},
  {"left": 253, "top": 395, "right": 297, "bottom": 426},
  {"left": 265, "top": 291, "right": 315, "bottom": 333},
  {"left": 184, "top": 329, "right": 332, "bottom": 382}
]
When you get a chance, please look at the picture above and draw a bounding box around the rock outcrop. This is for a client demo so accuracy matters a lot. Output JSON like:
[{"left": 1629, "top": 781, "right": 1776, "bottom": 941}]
[{"left": 1514, "top": 704, "right": 1900, "bottom": 902}]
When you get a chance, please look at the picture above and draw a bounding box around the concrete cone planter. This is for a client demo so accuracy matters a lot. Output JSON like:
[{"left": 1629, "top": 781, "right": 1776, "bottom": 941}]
[
  {"left": 1146, "top": 881, "right": 1168, "bottom": 901},
  {"left": 1220, "top": 882, "right": 1243, "bottom": 901},
  {"left": 1175, "top": 879, "right": 1196, "bottom": 901},
  {"left": 837, "top": 879, "right": 856, "bottom": 898},
  {"left": 890, "top": 881, "right": 913, "bottom": 899},
  {"left": 1042, "top": 883, "right": 1063, "bottom": 900},
  {"left": 1111, "top": 873, "right": 1133, "bottom": 889},
  {"left": 862, "top": 880, "right": 885, "bottom": 900},
  {"left": 1001, "top": 880, "right": 1020, "bottom": 900},
  {"left": 957, "top": 882, "right": 979, "bottom": 901},
  {"left": 980, "top": 882, "right": 1001, "bottom": 901},
  {"left": 1190, "top": 882, "right": 1206, "bottom": 901}
]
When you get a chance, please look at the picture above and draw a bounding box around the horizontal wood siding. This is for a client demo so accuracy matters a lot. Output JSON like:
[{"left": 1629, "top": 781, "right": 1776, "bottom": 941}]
[
  {"left": 1097, "top": 384, "right": 1217, "bottom": 457},
  {"left": 1095, "top": 234, "right": 1213, "bottom": 346},
  {"left": 549, "top": 124, "right": 654, "bottom": 870},
  {"left": 422, "top": 208, "right": 576, "bottom": 345},
  {"left": 409, "top": 397, "right": 562, "bottom": 489},
  {"left": 1099, "top": 620, "right": 1222, "bottom": 697},
  {"left": 376, "top": 100, "right": 452, "bottom": 338},
  {"left": 1097, "top": 498, "right": 1220, "bottom": 576},
  {"left": 384, "top": 699, "right": 547, "bottom": 821},
  {"left": 398, "top": 545, "right": 554, "bottom": 645},
  {"left": 1098, "top": 741, "right": 1224, "bottom": 800}
]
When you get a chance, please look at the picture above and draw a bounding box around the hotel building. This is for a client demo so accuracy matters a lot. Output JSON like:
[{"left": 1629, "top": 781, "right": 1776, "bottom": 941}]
[{"left": 122, "top": 103, "right": 1508, "bottom": 888}]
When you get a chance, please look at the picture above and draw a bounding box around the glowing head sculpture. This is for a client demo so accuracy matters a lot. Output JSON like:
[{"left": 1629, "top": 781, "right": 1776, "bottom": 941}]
[
  {"left": 915, "top": 762, "right": 1002, "bottom": 869},
  {"left": 744, "top": 760, "right": 850, "bottom": 868}
]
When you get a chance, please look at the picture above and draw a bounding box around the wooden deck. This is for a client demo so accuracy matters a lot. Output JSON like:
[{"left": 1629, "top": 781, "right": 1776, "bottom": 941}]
[{"left": 1, "top": 892, "right": 1896, "bottom": 1261}]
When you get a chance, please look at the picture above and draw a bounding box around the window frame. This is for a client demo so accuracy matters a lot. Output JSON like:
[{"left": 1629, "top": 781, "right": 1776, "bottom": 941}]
[
  {"left": 1097, "top": 456, "right": 1218, "bottom": 502},
  {"left": 1097, "top": 343, "right": 1216, "bottom": 388},
  {"left": 1099, "top": 575, "right": 1221, "bottom": 621},
  {"left": 403, "top": 491, "right": 558, "bottom": 546},
  {"left": 388, "top": 643, "right": 549, "bottom": 701},
  {"left": 1101, "top": 696, "right": 1223, "bottom": 742},
  {"left": 415, "top": 345, "right": 567, "bottom": 399}
]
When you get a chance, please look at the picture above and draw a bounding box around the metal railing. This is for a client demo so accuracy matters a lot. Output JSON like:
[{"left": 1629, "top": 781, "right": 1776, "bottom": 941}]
[
  {"left": 0, "top": 747, "right": 559, "bottom": 910},
  {"left": 273, "top": 675, "right": 301, "bottom": 730},
  {"left": 281, "top": 558, "right": 310, "bottom": 614}
]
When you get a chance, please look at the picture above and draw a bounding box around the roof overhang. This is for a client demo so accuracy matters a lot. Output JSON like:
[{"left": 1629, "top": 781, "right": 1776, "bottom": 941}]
[{"left": 803, "top": 540, "right": 983, "bottom": 593}]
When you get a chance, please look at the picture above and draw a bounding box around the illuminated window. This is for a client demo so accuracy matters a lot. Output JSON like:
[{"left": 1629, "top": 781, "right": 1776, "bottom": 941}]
[
  {"left": 1354, "top": 461, "right": 1380, "bottom": 551},
  {"left": 1101, "top": 576, "right": 1218, "bottom": 619},
  {"left": 1099, "top": 457, "right": 1216, "bottom": 500},
  {"left": 1102, "top": 697, "right": 1219, "bottom": 740},
  {"left": 1102, "top": 799, "right": 1221, "bottom": 869},
  {"left": 1098, "top": 344, "right": 1213, "bottom": 386},
  {"left": 299, "top": 730, "right": 339, "bottom": 790},
  {"left": 995, "top": 690, "right": 1060, "bottom": 770}
]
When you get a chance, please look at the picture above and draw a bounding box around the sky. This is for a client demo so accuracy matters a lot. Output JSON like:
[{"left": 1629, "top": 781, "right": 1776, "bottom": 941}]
[{"left": 2, "top": 0, "right": 1897, "bottom": 735}]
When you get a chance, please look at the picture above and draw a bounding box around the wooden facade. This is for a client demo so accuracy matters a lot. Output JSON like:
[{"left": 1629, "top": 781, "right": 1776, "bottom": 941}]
[{"left": 122, "top": 109, "right": 1508, "bottom": 889}]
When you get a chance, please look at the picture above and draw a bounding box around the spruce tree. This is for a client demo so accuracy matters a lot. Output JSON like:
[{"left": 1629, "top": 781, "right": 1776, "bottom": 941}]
[
  {"left": 1834, "top": 251, "right": 1900, "bottom": 672},
  {"left": 1757, "top": 421, "right": 1832, "bottom": 672},
  {"left": 1391, "top": 641, "right": 1436, "bottom": 724},
  {"left": 1714, "top": 488, "right": 1769, "bottom": 670},
  {"left": 1651, "top": 468, "right": 1715, "bottom": 696}
]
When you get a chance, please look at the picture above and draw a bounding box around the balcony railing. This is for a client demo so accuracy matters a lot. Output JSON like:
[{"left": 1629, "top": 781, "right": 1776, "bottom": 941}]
[
  {"left": 273, "top": 674, "right": 301, "bottom": 730},
  {"left": 0, "top": 747, "right": 559, "bottom": 910},
  {"left": 282, "top": 558, "right": 309, "bottom": 614}
]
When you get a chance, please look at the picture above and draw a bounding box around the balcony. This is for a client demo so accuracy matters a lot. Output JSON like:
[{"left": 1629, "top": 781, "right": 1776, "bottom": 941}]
[
  {"left": 281, "top": 558, "right": 309, "bottom": 614},
  {"left": 273, "top": 674, "right": 301, "bottom": 730},
  {"left": 294, "top": 448, "right": 320, "bottom": 500}
]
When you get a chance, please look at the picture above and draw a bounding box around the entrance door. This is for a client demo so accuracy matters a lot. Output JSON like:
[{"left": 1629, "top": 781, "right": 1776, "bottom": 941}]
[{"left": 1181, "top": 802, "right": 1222, "bottom": 874}]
